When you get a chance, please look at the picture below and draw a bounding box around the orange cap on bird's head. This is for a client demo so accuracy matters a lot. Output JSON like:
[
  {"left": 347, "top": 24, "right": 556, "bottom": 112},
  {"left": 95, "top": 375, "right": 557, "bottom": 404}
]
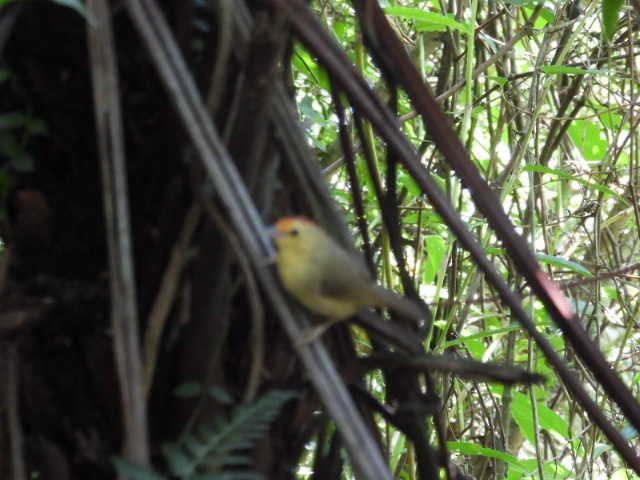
[
  {"left": 268, "top": 217, "right": 327, "bottom": 255},
  {"left": 266, "top": 217, "right": 313, "bottom": 242},
  {"left": 274, "top": 216, "right": 315, "bottom": 235}
]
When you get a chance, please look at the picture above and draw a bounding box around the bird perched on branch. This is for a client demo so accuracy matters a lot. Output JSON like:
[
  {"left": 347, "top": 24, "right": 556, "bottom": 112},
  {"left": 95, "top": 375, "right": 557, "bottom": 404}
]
[{"left": 269, "top": 216, "right": 423, "bottom": 343}]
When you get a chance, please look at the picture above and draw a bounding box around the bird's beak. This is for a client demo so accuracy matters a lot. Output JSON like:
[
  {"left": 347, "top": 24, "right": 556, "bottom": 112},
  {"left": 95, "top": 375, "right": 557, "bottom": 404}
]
[
  {"left": 263, "top": 225, "right": 280, "bottom": 265},
  {"left": 265, "top": 224, "right": 281, "bottom": 239}
]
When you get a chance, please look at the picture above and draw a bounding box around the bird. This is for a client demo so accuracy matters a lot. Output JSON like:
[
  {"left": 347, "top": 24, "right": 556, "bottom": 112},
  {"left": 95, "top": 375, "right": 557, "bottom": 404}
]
[{"left": 269, "top": 216, "right": 423, "bottom": 343}]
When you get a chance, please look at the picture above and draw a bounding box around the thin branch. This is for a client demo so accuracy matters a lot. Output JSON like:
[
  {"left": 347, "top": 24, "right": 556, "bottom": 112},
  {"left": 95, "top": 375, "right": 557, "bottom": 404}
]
[
  {"left": 143, "top": 203, "right": 201, "bottom": 397},
  {"left": 359, "top": 352, "right": 546, "bottom": 386},
  {"left": 87, "top": 0, "right": 149, "bottom": 466},
  {"left": 7, "top": 343, "right": 26, "bottom": 480}
]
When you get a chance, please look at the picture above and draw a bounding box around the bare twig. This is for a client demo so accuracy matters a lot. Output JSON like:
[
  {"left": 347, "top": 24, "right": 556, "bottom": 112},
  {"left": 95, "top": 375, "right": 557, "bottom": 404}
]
[
  {"left": 87, "top": 0, "right": 149, "bottom": 466},
  {"left": 196, "top": 196, "right": 264, "bottom": 403},
  {"left": 206, "top": 0, "right": 233, "bottom": 114},
  {"left": 143, "top": 203, "right": 202, "bottom": 397},
  {"left": 359, "top": 352, "right": 546, "bottom": 386},
  {"left": 7, "top": 343, "right": 26, "bottom": 480}
]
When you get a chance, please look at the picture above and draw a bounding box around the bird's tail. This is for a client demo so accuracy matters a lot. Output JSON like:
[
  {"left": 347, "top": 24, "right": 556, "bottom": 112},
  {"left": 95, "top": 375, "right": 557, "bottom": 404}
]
[{"left": 370, "top": 285, "right": 424, "bottom": 321}]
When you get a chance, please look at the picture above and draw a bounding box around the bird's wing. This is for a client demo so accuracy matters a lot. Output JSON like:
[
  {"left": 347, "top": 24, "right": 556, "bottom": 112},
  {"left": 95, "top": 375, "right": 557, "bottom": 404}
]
[
  {"left": 317, "top": 246, "right": 373, "bottom": 302},
  {"left": 369, "top": 284, "right": 423, "bottom": 320}
]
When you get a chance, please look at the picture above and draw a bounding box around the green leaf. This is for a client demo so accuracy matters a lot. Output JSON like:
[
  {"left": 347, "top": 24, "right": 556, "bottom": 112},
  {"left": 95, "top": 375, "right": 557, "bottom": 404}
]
[
  {"left": 463, "top": 337, "right": 487, "bottom": 358},
  {"left": 421, "top": 235, "right": 446, "bottom": 284},
  {"left": 487, "top": 246, "right": 592, "bottom": 276},
  {"left": 174, "top": 381, "right": 203, "bottom": 398},
  {"left": 568, "top": 119, "right": 608, "bottom": 161},
  {"left": 536, "top": 401, "right": 570, "bottom": 439},
  {"left": 293, "top": 46, "right": 330, "bottom": 92},
  {"left": 621, "top": 425, "right": 639, "bottom": 440},
  {"left": 447, "top": 441, "right": 530, "bottom": 472},
  {"left": 112, "top": 457, "right": 168, "bottom": 480},
  {"left": 506, "top": 458, "right": 573, "bottom": 479},
  {"left": 50, "top": 0, "right": 92, "bottom": 21},
  {"left": 389, "top": 430, "right": 407, "bottom": 472},
  {"left": 442, "top": 324, "right": 523, "bottom": 349},
  {"left": 599, "top": 111, "right": 623, "bottom": 130},
  {"left": 163, "top": 390, "right": 296, "bottom": 477},
  {"left": 511, "top": 392, "right": 569, "bottom": 443},
  {"left": 398, "top": 171, "right": 421, "bottom": 197},
  {"left": 548, "top": 334, "right": 565, "bottom": 352},
  {"left": 207, "top": 385, "right": 234, "bottom": 404},
  {"left": 511, "top": 392, "right": 535, "bottom": 442},
  {"left": 532, "top": 6, "right": 557, "bottom": 25},
  {"left": 539, "top": 65, "right": 614, "bottom": 76},
  {"left": 612, "top": 467, "right": 635, "bottom": 480},
  {"left": 522, "top": 164, "right": 625, "bottom": 203},
  {"left": 593, "top": 443, "right": 614, "bottom": 459},
  {"left": 0, "top": 112, "right": 27, "bottom": 131},
  {"left": 163, "top": 442, "right": 196, "bottom": 477},
  {"left": 603, "top": 0, "right": 624, "bottom": 41},
  {"left": 384, "top": 6, "right": 473, "bottom": 35},
  {"left": 489, "top": 75, "right": 508, "bottom": 87},
  {"left": 502, "top": 0, "right": 538, "bottom": 6},
  {"left": 535, "top": 253, "right": 593, "bottom": 277}
]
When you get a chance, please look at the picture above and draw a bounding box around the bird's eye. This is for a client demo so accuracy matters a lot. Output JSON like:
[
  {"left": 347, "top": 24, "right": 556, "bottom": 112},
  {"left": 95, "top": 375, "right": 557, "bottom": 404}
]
[{"left": 289, "top": 228, "right": 299, "bottom": 237}]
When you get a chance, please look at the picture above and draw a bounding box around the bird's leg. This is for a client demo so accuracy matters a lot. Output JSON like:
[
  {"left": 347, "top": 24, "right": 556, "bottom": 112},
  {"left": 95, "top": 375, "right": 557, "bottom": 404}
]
[{"left": 296, "top": 318, "right": 342, "bottom": 346}]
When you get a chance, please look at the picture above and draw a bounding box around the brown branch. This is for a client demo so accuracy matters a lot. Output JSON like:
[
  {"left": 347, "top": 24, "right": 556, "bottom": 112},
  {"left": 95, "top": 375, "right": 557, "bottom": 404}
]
[
  {"left": 143, "top": 203, "right": 201, "bottom": 397},
  {"left": 359, "top": 353, "right": 546, "bottom": 386},
  {"left": 7, "top": 343, "right": 26, "bottom": 480},
  {"left": 87, "top": 0, "right": 149, "bottom": 466}
]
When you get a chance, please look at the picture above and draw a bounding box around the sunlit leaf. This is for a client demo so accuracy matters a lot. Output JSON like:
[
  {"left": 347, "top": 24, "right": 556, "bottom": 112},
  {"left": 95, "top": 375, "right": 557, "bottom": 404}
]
[
  {"left": 293, "top": 46, "right": 330, "bottom": 92},
  {"left": 535, "top": 253, "right": 593, "bottom": 277},
  {"left": 539, "top": 65, "right": 615, "bottom": 76},
  {"left": 511, "top": 392, "right": 569, "bottom": 443},
  {"left": 442, "top": 324, "right": 523, "bottom": 349},
  {"left": 447, "top": 441, "right": 530, "bottom": 472},
  {"left": 523, "top": 164, "right": 624, "bottom": 203},
  {"left": 568, "top": 118, "right": 608, "bottom": 161},
  {"left": 384, "top": 6, "right": 473, "bottom": 35},
  {"left": 603, "top": 0, "right": 624, "bottom": 41},
  {"left": 422, "top": 235, "right": 446, "bottom": 284}
]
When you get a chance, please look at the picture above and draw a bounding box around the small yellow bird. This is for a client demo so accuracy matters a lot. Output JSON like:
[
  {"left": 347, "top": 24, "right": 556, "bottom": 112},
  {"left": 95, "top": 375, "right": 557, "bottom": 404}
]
[{"left": 269, "top": 217, "right": 423, "bottom": 342}]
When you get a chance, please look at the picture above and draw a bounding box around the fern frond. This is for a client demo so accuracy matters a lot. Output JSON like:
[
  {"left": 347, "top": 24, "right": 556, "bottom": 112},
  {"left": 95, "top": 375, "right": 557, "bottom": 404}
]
[{"left": 164, "top": 389, "right": 297, "bottom": 478}]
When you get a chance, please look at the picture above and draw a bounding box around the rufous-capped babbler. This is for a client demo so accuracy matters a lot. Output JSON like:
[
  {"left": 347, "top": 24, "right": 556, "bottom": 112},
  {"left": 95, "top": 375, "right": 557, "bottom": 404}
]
[{"left": 269, "top": 217, "right": 422, "bottom": 343}]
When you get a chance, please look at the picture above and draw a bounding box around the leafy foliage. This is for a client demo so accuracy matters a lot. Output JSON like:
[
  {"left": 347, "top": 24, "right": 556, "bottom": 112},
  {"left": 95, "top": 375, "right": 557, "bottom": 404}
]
[
  {"left": 113, "top": 390, "right": 296, "bottom": 480},
  {"left": 3, "top": 0, "right": 640, "bottom": 478},
  {"left": 298, "top": 0, "right": 640, "bottom": 478}
]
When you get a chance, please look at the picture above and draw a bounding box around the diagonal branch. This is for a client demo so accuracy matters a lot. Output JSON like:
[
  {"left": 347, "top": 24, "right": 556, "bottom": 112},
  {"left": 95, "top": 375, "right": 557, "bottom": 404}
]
[{"left": 123, "top": 0, "right": 394, "bottom": 478}]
